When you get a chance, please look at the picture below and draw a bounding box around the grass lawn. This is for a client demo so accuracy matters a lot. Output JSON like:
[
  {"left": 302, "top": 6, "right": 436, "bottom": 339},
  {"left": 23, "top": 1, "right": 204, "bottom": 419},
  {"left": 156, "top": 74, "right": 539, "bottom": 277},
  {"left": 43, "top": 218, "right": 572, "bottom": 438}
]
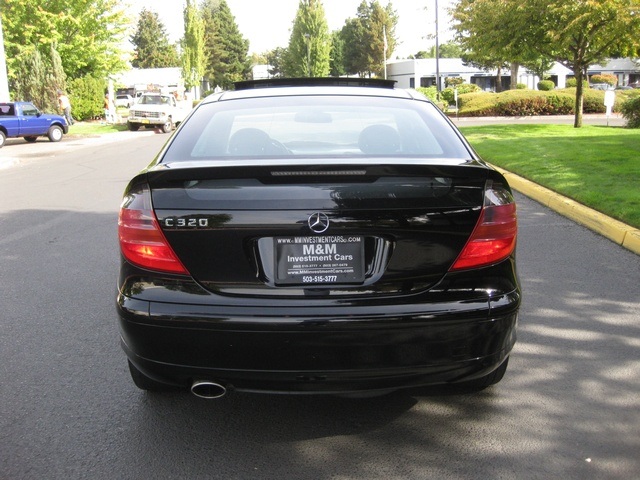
[
  {"left": 459, "top": 124, "right": 640, "bottom": 229},
  {"left": 68, "top": 121, "right": 128, "bottom": 136}
]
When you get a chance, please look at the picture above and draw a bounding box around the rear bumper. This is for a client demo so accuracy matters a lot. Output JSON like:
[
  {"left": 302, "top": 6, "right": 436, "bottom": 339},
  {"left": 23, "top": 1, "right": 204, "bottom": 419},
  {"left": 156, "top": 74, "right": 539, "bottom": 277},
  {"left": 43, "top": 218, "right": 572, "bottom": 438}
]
[
  {"left": 128, "top": 115, "right": 168, "bottom": 126},
  {"left": 116, "top": 289, "right": 519, "bottom": 394}
]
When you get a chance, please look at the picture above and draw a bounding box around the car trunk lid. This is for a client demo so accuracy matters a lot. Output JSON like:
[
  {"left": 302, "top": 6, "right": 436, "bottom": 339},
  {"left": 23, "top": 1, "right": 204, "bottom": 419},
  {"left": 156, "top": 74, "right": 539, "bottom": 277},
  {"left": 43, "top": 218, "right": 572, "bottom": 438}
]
[{"left": 147, "top": 161, "right": 498, "bottom": 296}]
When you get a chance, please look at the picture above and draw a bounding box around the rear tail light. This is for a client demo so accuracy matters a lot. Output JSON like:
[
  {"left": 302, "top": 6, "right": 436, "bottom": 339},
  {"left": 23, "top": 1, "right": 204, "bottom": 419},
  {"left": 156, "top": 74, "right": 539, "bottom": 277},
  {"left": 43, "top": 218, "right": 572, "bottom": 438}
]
[
  {"left": 118, "top": 183, "right": 189, "bottom": 275},
  {"left": 450, "top": 180, "right": 517, "bottom": 271}
]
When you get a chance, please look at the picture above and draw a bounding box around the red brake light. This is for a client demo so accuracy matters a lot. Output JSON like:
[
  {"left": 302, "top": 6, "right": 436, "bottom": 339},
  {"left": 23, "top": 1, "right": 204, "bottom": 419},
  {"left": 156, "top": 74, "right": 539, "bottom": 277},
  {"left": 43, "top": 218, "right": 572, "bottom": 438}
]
[
  {"left": 450, "top": 181, "right": 517, "bottom": 271},
  {"left": 118, "top": 184, "right": 189, "bottom": 275}
]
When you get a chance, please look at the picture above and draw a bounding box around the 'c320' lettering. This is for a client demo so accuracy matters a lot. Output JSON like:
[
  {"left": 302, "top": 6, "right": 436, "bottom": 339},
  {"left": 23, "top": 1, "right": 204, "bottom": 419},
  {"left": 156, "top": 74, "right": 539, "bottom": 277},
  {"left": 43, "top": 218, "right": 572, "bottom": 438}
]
[{"left": 163, "top": 217, "right": 209, "bottom": 229}]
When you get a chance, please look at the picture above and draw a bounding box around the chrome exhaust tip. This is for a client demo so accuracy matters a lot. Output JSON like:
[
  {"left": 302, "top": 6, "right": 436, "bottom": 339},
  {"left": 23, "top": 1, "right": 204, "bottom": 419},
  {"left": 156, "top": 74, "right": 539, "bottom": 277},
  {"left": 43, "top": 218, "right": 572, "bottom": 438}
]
[{"left": 191, "top": 380, "right": 227, "bottom": 399}]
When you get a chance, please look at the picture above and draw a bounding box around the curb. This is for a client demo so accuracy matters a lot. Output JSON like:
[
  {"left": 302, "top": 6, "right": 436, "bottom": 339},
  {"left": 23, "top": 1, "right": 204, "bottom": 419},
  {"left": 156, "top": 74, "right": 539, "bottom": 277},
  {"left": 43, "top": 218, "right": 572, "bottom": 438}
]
[{"left": 495, "top": 167, "right": 640, "bottom": 256}]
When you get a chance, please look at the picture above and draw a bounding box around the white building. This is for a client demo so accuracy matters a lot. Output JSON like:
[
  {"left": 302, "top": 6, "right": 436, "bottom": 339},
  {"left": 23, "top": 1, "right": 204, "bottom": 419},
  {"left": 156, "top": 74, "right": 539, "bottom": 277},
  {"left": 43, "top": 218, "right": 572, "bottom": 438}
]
[
  {"left": 387, "top": 58, "right": 574, "bottom": 91},
  {"left": 588, "top": 58, "right": 640, "bottom": 86}
]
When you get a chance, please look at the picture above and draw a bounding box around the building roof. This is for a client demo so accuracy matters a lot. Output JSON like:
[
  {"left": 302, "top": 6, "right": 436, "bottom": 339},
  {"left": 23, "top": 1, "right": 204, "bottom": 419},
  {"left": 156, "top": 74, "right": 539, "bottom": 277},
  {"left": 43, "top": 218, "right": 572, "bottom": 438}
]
[
  {"left": 589, "top": 58, "right": 640, "bottom": 72},
  {"left": 387, "top": 58, "right": 573, "bottom": 76}
]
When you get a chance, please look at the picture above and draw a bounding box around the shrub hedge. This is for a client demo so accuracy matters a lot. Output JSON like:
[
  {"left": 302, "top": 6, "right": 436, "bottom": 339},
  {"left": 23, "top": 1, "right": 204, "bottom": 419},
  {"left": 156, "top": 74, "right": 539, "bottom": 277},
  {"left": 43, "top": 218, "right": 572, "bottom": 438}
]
[
  {"left": 537, "top": 80, "right": 555, "bottom": 91},
  {"left": 415, "top": 86, "right": 438, "bottom": 102},
  {"left": 621, "top": 95, "right": 640, "bottom": 128},
  {"left": 456, "top": 87, "right": 635, "bottom": 117},
  {"left": 440, "top": 83, "right": 481, "bottom": 105},
  {"left": 590, "top": 74, "right": 617, "bottom": 86},
  {"left": 68, "top": 75, "right": 106, "bottom": 121}
]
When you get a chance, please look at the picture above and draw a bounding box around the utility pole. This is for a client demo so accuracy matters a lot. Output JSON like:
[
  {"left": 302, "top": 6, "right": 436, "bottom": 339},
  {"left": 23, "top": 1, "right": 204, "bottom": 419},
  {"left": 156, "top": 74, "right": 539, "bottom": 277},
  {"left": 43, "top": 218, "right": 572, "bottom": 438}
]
[
  {"left": 0, "top": 13, "right": 10, "bottom": 101},
  {"left": 435, "top": 0, "right": 440, "bottom": 100},
  {"left": 383, "top": 25, "right": 388, "bottom": 79}
]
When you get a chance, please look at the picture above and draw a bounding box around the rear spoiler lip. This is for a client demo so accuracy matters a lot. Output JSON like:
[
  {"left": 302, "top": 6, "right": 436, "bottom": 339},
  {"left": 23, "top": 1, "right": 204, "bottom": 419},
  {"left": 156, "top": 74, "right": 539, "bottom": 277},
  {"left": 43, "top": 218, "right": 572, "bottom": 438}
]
[
  {"left": 138, "top": 160, "right": 508, "bottom": 191},
  {"left": 150, "top": 157, "right": 487, "bottom": 171}
]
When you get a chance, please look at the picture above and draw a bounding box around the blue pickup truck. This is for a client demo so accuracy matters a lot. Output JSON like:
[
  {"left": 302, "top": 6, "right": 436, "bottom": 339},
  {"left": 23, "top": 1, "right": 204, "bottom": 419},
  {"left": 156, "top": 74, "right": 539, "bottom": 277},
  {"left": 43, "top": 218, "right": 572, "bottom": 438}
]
[{"left": 0, "top": 101, "right": 69, "bottom": 148}]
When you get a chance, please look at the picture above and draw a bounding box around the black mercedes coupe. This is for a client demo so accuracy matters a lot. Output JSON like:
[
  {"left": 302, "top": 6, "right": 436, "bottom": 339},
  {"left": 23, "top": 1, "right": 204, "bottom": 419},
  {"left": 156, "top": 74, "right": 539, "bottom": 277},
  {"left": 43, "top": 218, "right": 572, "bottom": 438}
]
[{"left": 116, "top": 78, "right": 520, "bottom": 398}]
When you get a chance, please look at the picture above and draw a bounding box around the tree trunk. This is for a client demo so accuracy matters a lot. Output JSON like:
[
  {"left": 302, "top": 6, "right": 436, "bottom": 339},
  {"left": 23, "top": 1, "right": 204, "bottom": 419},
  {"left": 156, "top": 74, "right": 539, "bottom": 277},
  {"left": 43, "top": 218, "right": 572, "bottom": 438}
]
[
  {"left": 510, "top": 63, "right": 519, "bottom": 90},
  {"left": 495, "top": 66, "right": 502, "bottom": 93},
  {"left": 574, "top": 67, "right": 584, "bottom": 128}
]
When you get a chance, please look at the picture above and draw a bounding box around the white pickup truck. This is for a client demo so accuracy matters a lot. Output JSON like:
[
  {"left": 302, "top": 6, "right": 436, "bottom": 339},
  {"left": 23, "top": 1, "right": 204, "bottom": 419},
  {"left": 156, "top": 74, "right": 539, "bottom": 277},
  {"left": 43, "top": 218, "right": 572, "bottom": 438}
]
[{"left": 127, "top": 93, "right": 191, "bottom": 133}]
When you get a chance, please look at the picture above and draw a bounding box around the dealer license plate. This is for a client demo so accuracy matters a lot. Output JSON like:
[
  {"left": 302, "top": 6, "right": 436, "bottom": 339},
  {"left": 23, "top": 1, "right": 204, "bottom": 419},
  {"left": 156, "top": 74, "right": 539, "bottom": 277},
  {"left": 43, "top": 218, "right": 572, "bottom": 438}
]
[{"left": 274, "top": 235, "right": 365, "bottom": 285}]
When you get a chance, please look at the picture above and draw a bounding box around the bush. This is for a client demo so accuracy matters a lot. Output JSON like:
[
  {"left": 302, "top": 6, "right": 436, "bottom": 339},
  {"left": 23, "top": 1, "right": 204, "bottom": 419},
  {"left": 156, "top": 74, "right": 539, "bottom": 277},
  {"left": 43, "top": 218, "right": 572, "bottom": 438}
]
[
  {"left": 415, "top": 86, "right": 439, "bottom": 103},
  {"left": 621, "top": 96, "right": 640, "bottom": 128},
  {"left": 582, "top": 89, "right": 606, "bottom": 113},
  {"left": 456, "top": 92, "right": 497, "bottom": 116},
  {"left": 590, "top": 74, "right": 617, "bottom": 86},
  {"left": 493, "top": 90, "right": 572, "bottom": 116},
  {"left": 445, "top": 77, "right": 464, "bottom": 87},
  {"left": 516, "top": 83, "right": 527, "bottom": 89},
  {"left": 441, "top": 83, "right": 481, "bottom": 105},
  {"left": 537, "top": 80, "right": 555, "bottom": 91},
  {"left": 566, "top": 78, "right": 589, "bottom": 88},
  {"left": 495, "top": 90, "right": 574, "bottom": 116},
  {"left": 456, "top": 89, "right": 578, "bottom": 116},
  {"left": 68, "top": 75, "right": 106, "bottom": 121},
  {"left": 453, "top": 86, "right": 638, "bottom": 117}
]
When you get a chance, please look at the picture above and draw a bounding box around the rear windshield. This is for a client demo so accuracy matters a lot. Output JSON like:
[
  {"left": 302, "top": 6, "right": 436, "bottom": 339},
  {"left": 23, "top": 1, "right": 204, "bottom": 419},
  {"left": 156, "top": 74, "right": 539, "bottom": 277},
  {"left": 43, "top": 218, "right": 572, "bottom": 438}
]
[{"left": 162, "top": 94, "right": 471, "bottom": 161}]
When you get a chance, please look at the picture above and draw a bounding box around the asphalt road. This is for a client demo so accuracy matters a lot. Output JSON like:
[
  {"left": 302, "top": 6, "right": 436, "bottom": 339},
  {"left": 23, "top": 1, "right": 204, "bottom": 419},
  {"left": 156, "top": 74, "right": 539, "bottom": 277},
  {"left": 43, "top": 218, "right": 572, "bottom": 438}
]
[{"left": 1, "top": 132, "right": 639, "bottom": 479}]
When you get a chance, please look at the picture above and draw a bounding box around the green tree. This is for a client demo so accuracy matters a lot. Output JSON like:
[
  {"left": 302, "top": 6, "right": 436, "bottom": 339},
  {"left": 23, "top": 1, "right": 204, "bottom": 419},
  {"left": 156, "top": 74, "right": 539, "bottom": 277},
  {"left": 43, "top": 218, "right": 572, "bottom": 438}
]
[
  {"left": 452, "top": 0, "right": 521, "bottom": 92},
  {"left": 414, "top": 42, "right": 464, "bottom": 59},
  {"left": 68, "top": 75, "right": 106, "bottom": 120},
  {"left": 46, "top": 44, "right": 67, "bottom": 111},
  {"left": 0, "top": 0, "right": 128, "bottom": 80},
  {"left": 367, "top": 1, "right": 397, "bottom": 77},
  {"left": 12, "top": 45, "right": 67, "bottom": 112},
  {"left": 341, "top": 14, "right": 369, "bottom": 76},
  {"left": 201, "top": 0, "right": 250, "bottom": 90},
  {"left": 340, "top": 1, "right": 398, "bottom": 77},
  {"left": 329, "top": 30, "right": 346, "bottom": 77},
  {"left": 284, "top": 0, "right": 331, "bottom": 77},
  {"left": 266, "top": 47, "right": 288, "bottom": 78},
  {"left": 130, "top": 8, "right": 179, "bottom": 69},
  {"left": 181, "top": 0, "right": 205, "bottom": 90},
  {"left": 525, "top": 0, "right": 640, "bottom": 127},
  {"left": 452, "top": 0, "right": 640, "bottom": 127},
  {"left": 12, "top": 48, "right": 47, "bottom": 107}
]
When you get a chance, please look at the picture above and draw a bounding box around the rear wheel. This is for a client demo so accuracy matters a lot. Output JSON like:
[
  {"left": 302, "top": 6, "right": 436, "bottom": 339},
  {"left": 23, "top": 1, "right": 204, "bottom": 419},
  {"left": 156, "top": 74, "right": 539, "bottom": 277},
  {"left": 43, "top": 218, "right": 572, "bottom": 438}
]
[
  {"left": 127, "top": 360, "right": 176, "bottom": 392},
  {"left": 24, "top": 136, "right": 38, "bottom": 143},
  {"left": 0, "top": 131, "right": 5, "bottom": 148},
  {"left": 47, "top": 125, "right": 63, "bottom": 142}
]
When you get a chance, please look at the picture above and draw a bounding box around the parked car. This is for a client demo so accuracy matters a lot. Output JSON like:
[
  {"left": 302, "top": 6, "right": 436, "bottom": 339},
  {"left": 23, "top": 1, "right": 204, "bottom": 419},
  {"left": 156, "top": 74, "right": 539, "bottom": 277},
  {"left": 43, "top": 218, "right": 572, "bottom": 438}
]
[
  {"left": 116, "top": 78, "right": 521, "bottom": 399},
  {"left": 115, "top": 94, "right": 134, "bottom": 108},
  {"left": 127, "top": 93, "right": 190, "bottom": 133},
  {"left": 589, "top": 83, "right": 614, "bottom": 91},
  {"left": 0, "top": 101, "right": 68, "bottom": 148}
]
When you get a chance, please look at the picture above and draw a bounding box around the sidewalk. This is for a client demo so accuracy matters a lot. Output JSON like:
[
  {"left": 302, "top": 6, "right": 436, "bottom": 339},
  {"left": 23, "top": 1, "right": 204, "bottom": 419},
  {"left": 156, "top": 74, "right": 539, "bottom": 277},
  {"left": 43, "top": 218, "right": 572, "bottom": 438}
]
[{"left": 0, "top": 129, "right": 156, "bottom": 170}]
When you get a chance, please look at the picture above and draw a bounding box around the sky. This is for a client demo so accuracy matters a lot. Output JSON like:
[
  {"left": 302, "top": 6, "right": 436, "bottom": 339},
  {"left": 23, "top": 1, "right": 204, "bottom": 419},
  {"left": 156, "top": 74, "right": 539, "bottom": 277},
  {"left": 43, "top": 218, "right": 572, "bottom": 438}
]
[{"left": 126, "top": 0, "right": 455, "bottom": 59}]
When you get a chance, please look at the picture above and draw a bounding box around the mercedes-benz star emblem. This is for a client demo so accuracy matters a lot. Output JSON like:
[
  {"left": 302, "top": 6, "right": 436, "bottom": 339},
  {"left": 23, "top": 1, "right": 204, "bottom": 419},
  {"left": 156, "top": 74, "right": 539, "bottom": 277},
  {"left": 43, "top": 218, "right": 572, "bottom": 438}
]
[{"left": 308, "top": 212, "right": 330, "bottom": 234}]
